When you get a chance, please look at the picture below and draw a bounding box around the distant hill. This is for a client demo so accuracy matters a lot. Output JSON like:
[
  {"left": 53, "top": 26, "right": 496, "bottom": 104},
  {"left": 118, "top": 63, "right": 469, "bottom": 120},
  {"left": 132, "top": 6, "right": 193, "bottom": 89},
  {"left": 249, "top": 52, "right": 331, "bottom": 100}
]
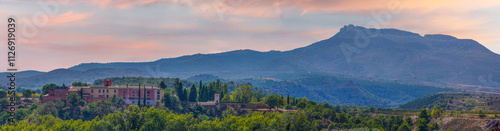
[
  {"left": 399, "top": 92, "right": 500, "bottom": 111},
  {"left": 0, "top": 68, "right": 150, "bottom": 87},
  {"left": 187, "top": 74, "right": 221, "bottom": 82},
  {"left": 0, "top": 70, "right": 45, "bottom": 79},
  {"left": 240, "top": 73, "right": 451, "bottom": 107}
]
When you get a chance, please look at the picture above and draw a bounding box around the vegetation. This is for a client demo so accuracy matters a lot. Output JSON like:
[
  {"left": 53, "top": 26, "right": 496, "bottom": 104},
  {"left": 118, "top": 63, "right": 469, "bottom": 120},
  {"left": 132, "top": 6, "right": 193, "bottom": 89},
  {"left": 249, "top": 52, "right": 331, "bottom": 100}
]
[
  {"left": 245, "top": 74, "right": 452, "bottom": 107},
  {"left": 399, "top": 93, "right": 500, "bottom": 111},
  {"left": 2, "top": 78, "right": 498, "bottom": 130}
]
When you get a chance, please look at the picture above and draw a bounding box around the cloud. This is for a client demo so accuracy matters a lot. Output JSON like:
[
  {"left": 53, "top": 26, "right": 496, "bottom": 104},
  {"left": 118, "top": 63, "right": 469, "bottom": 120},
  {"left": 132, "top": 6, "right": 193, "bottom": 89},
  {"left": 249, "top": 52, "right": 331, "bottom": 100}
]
[{"left": 49, "top": 11, "right": 92, "bottom": 26}]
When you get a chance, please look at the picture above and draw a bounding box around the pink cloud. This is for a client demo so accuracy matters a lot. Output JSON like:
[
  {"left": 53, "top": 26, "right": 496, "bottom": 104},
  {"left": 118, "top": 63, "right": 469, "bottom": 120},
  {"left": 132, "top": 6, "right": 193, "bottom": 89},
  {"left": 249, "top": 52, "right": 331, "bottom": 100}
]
[{"left": 49, "top": 11, "right": 92, "bottom": 26}]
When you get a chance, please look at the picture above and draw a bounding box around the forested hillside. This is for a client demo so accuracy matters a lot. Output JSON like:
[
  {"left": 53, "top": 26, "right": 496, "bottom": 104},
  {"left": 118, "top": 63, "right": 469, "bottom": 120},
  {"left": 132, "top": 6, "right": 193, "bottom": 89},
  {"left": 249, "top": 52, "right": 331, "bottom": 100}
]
[
  {"left": 399, "top": 92, "right": 500, "bottom": 111},
  {"left": 242, "top": 74, "right": 452, "bottom": 107}
]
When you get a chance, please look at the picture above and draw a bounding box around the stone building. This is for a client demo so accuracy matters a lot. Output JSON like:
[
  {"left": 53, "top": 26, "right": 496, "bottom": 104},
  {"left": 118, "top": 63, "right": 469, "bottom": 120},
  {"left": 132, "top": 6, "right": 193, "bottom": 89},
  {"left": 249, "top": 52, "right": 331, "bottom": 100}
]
[{"left": 43, "top": 80, "right": 164, "bottom": 106}]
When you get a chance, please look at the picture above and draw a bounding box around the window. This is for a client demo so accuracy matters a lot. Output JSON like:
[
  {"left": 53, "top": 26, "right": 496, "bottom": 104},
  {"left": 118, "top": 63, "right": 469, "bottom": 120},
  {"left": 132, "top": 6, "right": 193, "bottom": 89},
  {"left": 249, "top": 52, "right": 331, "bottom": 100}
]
[
  {"left": 114, "top": 90, "right": 116, "bottom": 93},
  {"left": 99, "top": 90, "right": 101, "bottom": 93},
  {"left": 157, "top": 91, "right": 160, "bottom": 94},
  {"left": 147, "top": 95, "right": 150, "bottom": 100},
  {"left": 91, "top": 95, "right": 93, "bottom": 98},
  {"left": 107, "top": 95, "right": 109, "bottom": 98},
  {"left": 147, "top": 90, "right": 150, "bottom": 94},
  {"left": 123, "top": 90, "right": 126, "bottom": 93},
  {"left": 123, "top": 96, "right": 126, "bottom": 99},
  {"left": 59, "top": 91, "right": 62, "bottom": 94},
  {"left": 107, "top": 89, "right": 109, "bottom": 93},
  {"left": 132, "top": 90, "right": 135, "bottom": 93},
  {"left": 157, "top": 95, "right": 160, "bottom": 100},
  {"left": 91, "top": 90, "right": 93, "bottom": 93},
  {"left": 132, "top": 95, "right": 135, "bottom": 98}
]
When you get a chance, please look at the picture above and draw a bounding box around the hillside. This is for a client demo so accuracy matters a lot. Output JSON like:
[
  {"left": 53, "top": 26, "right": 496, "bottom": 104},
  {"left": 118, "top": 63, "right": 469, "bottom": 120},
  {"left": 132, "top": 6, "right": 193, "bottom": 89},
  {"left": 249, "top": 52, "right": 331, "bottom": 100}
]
[
  {"left": 241, "top": 74, "right": 452, "bottom": 107},
  {"left": 4, "top": 68, "right": 150, "bottom": 87},
  {"left": 399, "top": 92, "right": 500, "bottom": 111},
  {"left": 0, "top": 70, "right": 45, "bottom": 79}
]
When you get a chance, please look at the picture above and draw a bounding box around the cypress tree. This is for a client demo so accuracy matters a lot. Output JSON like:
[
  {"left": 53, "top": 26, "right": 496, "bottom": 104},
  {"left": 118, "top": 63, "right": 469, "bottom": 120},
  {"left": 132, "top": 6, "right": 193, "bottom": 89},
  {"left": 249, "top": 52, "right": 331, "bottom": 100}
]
[
  {"left": 189, "top": 84, "right": 197, "bottom": 102},
  {"left": 159, "top": 81, "right": 167, "bottom": 89},
  {"left": 143, "top": 85, "right": 146, "bottom": 106},
  {"left": 223, "top": 84, "right": 228, "bottom": 95},
  {"left": 220, "top": 91, "right": 224, "bottom": 102},
  {"left": 287, "top": 94, "right": 290, "bottom": 104},
  {"left": 198, "top": 81, "right": 203, "bottom": 102},
  {"left": 138, "top": 83, "right": 141, "bottom": 107},
  {"left": 182, "top": 88, "right": 188, "bottom": 101},
  {"left": 208, "top": 84, "right": 214, "bottom": 101}
]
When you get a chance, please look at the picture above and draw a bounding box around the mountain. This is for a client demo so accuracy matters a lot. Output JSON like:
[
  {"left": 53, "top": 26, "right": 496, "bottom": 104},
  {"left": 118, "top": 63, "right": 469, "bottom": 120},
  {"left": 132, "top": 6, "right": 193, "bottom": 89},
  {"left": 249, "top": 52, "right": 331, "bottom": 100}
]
[
  {"left": 2, "top": 24, "right": 499, "bottom": 106},
  {"left": 64, "top": 25, "right": 499, "bottom": 88},
  {"left": 281, "top": 25, "right": 500, "bottom": 87}
]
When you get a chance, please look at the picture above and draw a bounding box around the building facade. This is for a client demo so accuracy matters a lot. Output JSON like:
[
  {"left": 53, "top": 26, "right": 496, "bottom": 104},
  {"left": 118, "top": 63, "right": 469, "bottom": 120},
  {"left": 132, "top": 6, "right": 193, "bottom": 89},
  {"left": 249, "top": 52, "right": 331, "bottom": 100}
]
[{"left": 43, "top": 80, "right": 164, "bottom": 106}]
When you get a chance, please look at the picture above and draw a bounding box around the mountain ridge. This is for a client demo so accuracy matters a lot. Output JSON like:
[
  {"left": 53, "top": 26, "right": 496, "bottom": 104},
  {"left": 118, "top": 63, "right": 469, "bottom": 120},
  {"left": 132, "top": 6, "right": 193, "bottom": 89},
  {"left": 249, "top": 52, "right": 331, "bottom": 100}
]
[{"left": 2, "top": 25, "right": 498, "bottom": 106}]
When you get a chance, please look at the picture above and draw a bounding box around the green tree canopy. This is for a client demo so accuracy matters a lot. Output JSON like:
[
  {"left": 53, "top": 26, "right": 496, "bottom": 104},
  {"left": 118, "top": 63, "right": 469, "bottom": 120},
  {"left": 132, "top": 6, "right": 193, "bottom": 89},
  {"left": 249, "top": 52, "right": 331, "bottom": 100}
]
[
  {"left": 264, "top": 94, "right": 283, "bottom": 109},
  {"left": 0, "top": 90, "right": 7, "bottom": 99},
  {"left": 22, "top": 89, "right": 32, "bottom": 98},
  {"left": 231, "top": 85, "right": 253, "bottom": 103}
]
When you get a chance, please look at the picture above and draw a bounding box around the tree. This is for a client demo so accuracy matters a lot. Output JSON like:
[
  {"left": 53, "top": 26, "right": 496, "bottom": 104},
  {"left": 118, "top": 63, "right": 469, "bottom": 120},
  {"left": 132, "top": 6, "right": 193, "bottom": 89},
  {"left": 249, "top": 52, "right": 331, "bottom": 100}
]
[
  {"left": 264, "top": 94, "right": 283, "bottom": 110},
  {"left": 418, "top": 108, "right": 430, "bottom": 123},
  {"left": 478, "top": 110, "right": 486, "bottom": 118},
  {"left": 291, "top": 111, "right": 311, "bottom": 131},
  {"left": 138, "top": 83, "right": 141, "bottom": 107},
  {"left": 22, "top": 89, "right": 32, "bottom": 98},
  {"left": 162, "top": 92, "right": 171, "bottom": 108},
  {"left": 189, "top": 84, "right": 197, "bottom": 102},
  {"left": 0, "top": 98, "right": 8, "bottom": 110},
  {"left": 397, "top": 122, "right": 412, "bottom": 131},
  {"left": 0, "top": 90, "right": 7, "bottom": 99},
  {"left": 198, "top": 81, "right": 203, "bottom": 101},
  {"left": 369, "top": 106, "right": 376, "bottom": 113},
  {"left": 429, "top": 123, "right": 439, "bottom": 131},
  {"left": 296, "top": 102, "right": 307, "bottom": 109},
  {"left": 72, "top": 82, "right": 89, "bottom": 86},
  {"left": 223, "top": 84, "right": 228, "bottom": 95},
  {"left": 159, "top": 81, "right": 167, "bottom": 89},
  {"left": 287, "top": 94, "right": 290, "bottom": 104},
  {"left": 143, "top": 85, "right": 146, "bottom": 106},
  {"left": 67, "top": 92, "right": 82, "bottom": 107},
  {"left": 182, "top": 88, "right": 188, "bottom": 102},
  {"left": 232, "top": 85, "right": 253, "bottom": 103},
  {"left": 174, "top": 78, "right": 183, "bottom": 99},
  {"left": 42, "top": 83, "right": 58, "bottom": 95},
  {"left": 416, "top": 118, "right": 429, "bottom": 131},
  {"left": 405, "top": 116, "right": 413, "bottom": 126},
  {"left": 221, "top": 94, "right": 231, "bottom": 102},
  {"left": 222, "top": 106, "right": 237, "bottom": 117}
]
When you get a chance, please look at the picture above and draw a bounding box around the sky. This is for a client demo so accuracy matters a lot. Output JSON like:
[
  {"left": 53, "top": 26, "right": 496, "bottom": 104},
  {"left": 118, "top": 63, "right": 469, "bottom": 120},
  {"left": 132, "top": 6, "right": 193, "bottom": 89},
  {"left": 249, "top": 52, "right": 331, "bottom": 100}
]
[{"left": 1, "top": 0, "right": 500, "bottom": 72}]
